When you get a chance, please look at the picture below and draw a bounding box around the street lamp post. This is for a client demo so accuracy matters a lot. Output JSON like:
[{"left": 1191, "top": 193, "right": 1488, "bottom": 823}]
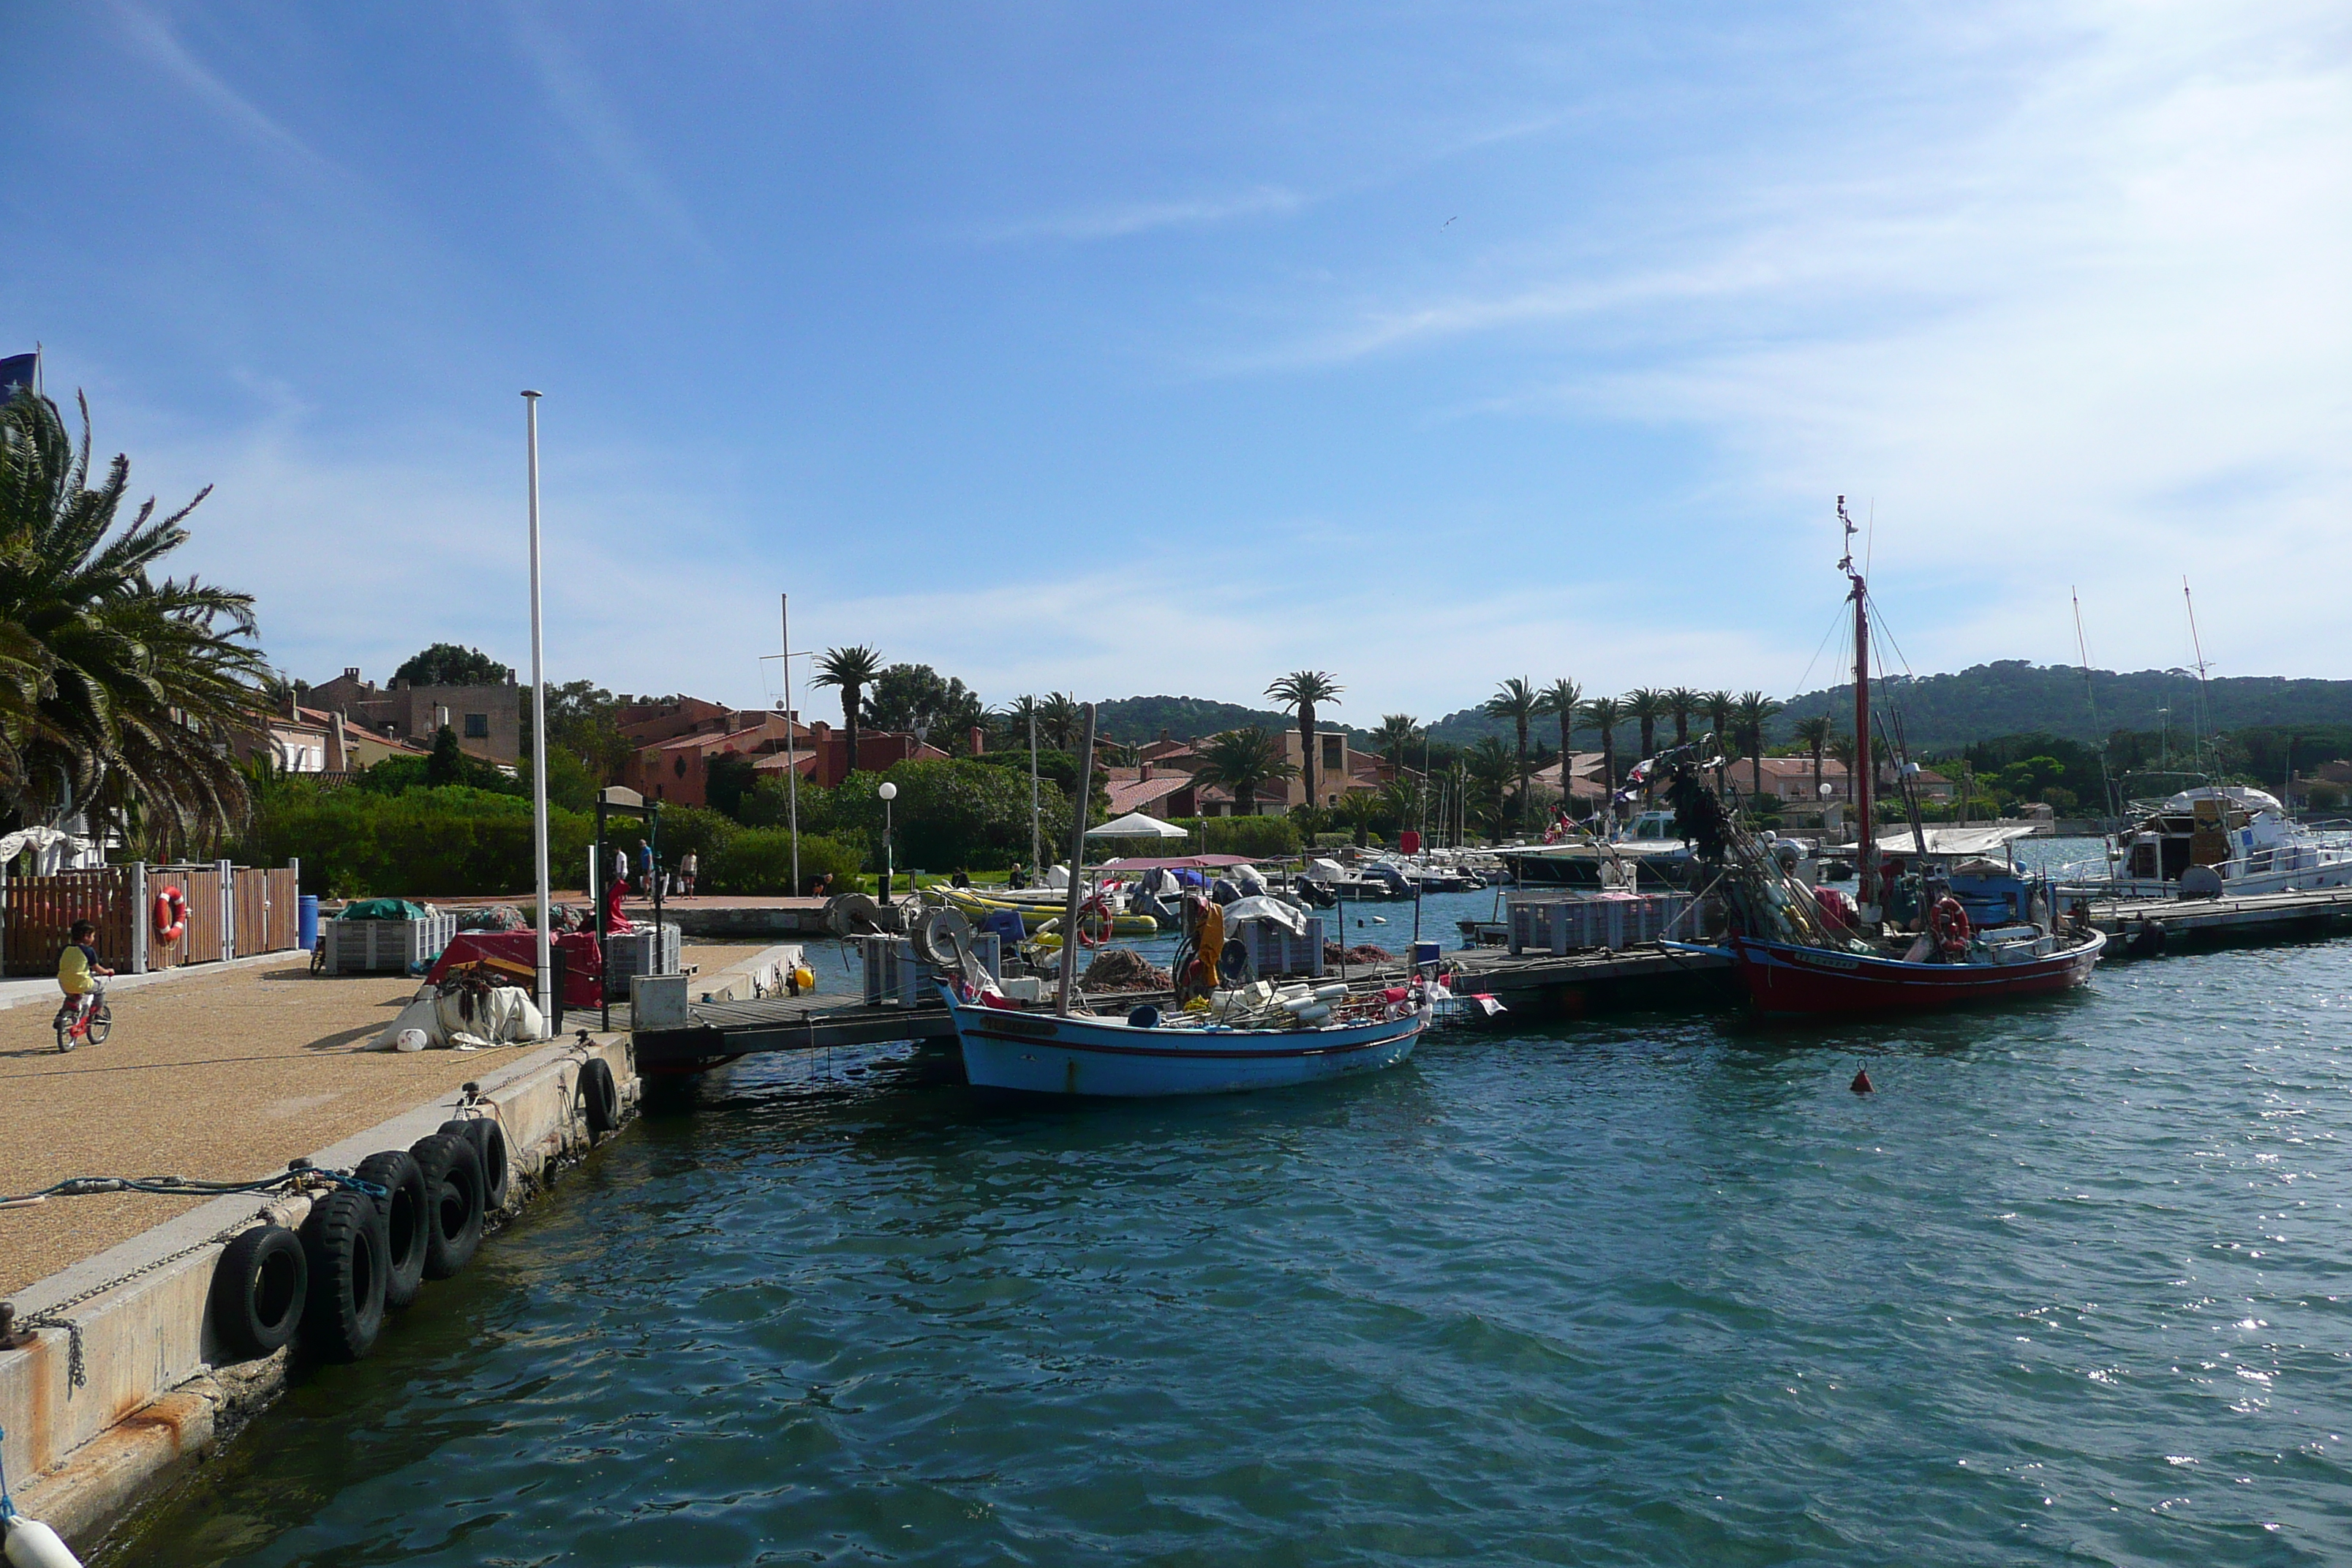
[{"left": 878, "top": 780, "right": 898, "bottom": 904}]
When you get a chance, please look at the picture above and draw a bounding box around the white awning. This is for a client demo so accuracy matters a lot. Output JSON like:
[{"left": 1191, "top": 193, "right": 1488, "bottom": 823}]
[{"left": 1087, "top": 811, "right": 1188, "bottom": 840}]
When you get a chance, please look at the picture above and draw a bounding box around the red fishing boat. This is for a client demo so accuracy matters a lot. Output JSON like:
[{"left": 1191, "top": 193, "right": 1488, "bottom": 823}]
[
  {"left": 1661, "top": 499, "right": 2108, "bottom": 1017},
  {"left": 1719, "top": 927, "right": 2105, "bottom": 1017}
]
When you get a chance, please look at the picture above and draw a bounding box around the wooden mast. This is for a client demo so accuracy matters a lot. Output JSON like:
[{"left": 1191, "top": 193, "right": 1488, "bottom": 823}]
[{"left": 1841, "top": 497, "right": 1876, "bottom": 914}]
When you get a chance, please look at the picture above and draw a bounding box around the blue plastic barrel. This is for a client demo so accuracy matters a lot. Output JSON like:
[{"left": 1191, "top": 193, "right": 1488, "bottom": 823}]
[
  {"left": 298, "top": 894, "right": 321, "bottom": 951},
  {"left": 1411, "top": 941, "right": 1441, "bottom": 969}
]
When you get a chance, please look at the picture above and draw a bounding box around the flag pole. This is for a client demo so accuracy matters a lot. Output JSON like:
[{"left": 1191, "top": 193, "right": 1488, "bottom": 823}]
[
  {"left": 782, "top": 593, "right": 801, "bottom": 897},
  {"left": 523, "top": 391, "right": 552, "bottom": 1028}
]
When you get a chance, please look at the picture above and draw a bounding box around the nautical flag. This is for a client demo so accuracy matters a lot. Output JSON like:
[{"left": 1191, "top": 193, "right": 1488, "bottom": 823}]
[{"left": 0, "top": 353, "right": 36, "bottom": 399}]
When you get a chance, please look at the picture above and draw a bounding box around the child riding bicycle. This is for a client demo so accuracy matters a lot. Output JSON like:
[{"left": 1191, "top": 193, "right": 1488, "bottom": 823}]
[{"left": 59, "top": 919, "right": 113, "bottom": 1020}]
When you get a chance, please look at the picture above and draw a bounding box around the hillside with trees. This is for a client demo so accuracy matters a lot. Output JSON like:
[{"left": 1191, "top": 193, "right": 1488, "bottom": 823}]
[{"left": 1772, "top": 661, "right": 2352, "bottom": 752}]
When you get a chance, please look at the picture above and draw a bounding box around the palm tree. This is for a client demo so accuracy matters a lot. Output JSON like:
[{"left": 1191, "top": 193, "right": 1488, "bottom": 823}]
[
  {"left": 1733, "top": 690, "right": 1784, "bottom": 799},
  {"left": 1625, "top": 688, "right": 1668, "bottom": 763},
  {"left": 1037, "top": 692, "right": 1081, "bottom": 751},
  {"left": 1463, "top": 736, "right": 1518, "bottom": 844},
  {"left": 1483, "top": 677, "right": 1539, "bottom": 836},
  {"left": 1190, "top": 727, "right": 1297, "bottom": 816},
  {"left": 1703, "top": 690, "right": 1735, "bottom": 751},
  {"left": 995, "top": 694, "right": 1041, "bottom": 751},
  {"left": 1373, "top": 712, "right": 1420, "bottom": 773},
  {"left": 1336, "top": 789, "right": 1382, "bottom": 848},
  {"left": 1793, "top": 715, "right": 1835, "bottom": 804},
  {"left": 1665, "top": 687, "right": 1701, "bottom": 747},
  {"left": 1534, "top": 677, "right": 1581, "bottom": 807},
  {"left": 1265, "top": 670, "right": 1342, "bottom": 813},
  {"left": 812, "top": 645, "right": 884, "bottom": 774},
  {"left": 1579, "top": 695, "right": 1624, "bottom": 806},
  {"left": 1828, "top": 734, "right": 1858, "bottom": 802},
  {"left": 1, "top": 387, "right": 267, "bottom": 845}
]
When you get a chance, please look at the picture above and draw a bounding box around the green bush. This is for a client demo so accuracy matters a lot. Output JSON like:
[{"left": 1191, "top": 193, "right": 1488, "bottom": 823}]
[
  {"left": 830, "top": 761, "right": 1071, "bottom": 871},
  {"left": 1164, "top": 815, "right": 1303, "bottom": 859},
  {"left": 234, "top": 782, "right": 593, "bottom": 898},
  {"left": 703, "top": 830, "right": 865, "bottom": 896}
]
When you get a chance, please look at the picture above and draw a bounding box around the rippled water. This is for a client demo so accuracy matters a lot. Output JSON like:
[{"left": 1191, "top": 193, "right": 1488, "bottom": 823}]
[{"left": 112, "top": 880, "right": 2352, "bottom": 1567}]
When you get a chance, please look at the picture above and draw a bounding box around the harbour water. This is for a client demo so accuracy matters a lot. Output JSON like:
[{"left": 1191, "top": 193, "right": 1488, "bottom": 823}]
[{"left": 114, "top": 881, "right": 2352, "bottom": 1565}]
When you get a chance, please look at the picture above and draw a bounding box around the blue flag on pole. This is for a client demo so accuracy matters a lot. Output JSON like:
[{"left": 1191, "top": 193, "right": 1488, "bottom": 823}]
[{"left": 0, "top": 353, "right": 35, "bottom": 399}]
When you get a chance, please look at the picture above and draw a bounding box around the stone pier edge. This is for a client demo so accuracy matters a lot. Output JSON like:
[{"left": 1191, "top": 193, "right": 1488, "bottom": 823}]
[{"left": 0, "top": 1030, "right": 641, "bottom": 1553}]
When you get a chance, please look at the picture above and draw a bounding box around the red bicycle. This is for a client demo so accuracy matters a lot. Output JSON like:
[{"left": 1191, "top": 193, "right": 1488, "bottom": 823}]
[{"left": 53, "top": 984, "right": 111, "bottom": 1053}]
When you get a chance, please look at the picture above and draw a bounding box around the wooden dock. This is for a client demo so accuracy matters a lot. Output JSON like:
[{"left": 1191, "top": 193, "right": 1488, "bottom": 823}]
[
  {"left": 633, "top": 991, "right": 955, "bottom": 1065},
  {"left": 2082, "top": 886, "right": 2352, "bottom": 957}
]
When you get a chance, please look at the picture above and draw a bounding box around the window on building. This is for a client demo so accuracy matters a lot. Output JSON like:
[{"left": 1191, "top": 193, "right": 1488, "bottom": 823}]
[
  {"left": 463, "top": 712, "right": 489, "bottom": 739},
  {"left": 674, "top": 754, "right": 688, "bottom": 778},
  {"left": 1322, "top": 736, "right": 1343, "bottom": 774}
]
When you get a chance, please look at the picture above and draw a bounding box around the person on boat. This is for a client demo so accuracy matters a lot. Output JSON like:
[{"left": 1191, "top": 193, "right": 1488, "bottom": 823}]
[
  {"left": 951, "top": 867, "right": 971, "bottom": 888},
  {"left": 1007, "top": 863, "right": 1029, "bottom": 890}
]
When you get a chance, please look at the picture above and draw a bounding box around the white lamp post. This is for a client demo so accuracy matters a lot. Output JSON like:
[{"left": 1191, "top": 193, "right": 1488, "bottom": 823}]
[{"left": 878, "top": 780, "right": 898, "bottom": 904}]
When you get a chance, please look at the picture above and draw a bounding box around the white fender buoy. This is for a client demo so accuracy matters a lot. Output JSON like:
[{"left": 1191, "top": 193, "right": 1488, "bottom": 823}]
[{"left": 5, "top": 1515, "right": 88, "bottom": 1568}]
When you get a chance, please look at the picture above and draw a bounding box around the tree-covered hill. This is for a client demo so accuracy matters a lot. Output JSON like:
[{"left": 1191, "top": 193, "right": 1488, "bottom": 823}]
[
  {"left": 1091, "top": 696, "right": 1298, "bottom": 745},
  {"left": 1771, "top": 660, "right": 2352, "bottom": 752}
]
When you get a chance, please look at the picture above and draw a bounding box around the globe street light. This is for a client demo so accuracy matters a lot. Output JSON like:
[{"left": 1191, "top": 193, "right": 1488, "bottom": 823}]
[{"left": 878, "top": 780, "right": 899, "bottom": 904}]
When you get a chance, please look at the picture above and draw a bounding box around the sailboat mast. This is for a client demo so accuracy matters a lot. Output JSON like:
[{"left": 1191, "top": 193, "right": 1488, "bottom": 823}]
[
  {"left": 1841, "top": 497, "right": 1875, "bottom": 911},
  {"left": 2183, "top": 578, "right": 2213, "bottom": 775}
]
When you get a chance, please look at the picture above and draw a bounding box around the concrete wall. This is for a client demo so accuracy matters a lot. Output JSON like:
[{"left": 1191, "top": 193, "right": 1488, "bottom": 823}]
[{"left": 0, "top": 1033, "right": 638, "bottom": 1551}]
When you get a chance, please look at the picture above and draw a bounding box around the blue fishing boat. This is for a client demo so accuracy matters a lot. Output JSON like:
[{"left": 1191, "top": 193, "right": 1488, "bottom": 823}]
[{"left": 943, "top": 986, "right": 1430, "bottom": 1097}]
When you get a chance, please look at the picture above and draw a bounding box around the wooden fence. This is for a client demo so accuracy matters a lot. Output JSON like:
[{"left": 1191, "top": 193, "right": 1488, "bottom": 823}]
[
  {"left": 1, "top": 867, "right": 137, "bottom": 976},
  {"left": 1, "top": 862, "right": 302, "bottom": 976}
]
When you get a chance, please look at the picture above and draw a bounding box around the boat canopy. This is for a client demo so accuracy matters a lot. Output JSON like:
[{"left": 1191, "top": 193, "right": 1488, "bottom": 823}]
[
  {"left": 1095, "top": 853, "right": 1258, "bottom": 870},
  {"left": 2161, "top": 785, "right": 2283, "bottom": 815}
]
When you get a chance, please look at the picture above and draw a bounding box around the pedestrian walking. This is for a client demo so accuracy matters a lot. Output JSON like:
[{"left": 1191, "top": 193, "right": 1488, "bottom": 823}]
[{"left": 680, "top": 850, "right": 698, "bottom": 897}]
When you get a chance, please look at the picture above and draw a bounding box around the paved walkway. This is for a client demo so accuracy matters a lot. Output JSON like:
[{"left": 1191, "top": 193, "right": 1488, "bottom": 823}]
[{"left": 0, "top": 942, "right": 767, "bottom": 1297}]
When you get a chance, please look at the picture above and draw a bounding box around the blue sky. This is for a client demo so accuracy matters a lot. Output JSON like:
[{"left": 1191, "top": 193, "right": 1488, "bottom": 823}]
[{"left": 4, "top": 1, "right": 2347, "bottom": 721}]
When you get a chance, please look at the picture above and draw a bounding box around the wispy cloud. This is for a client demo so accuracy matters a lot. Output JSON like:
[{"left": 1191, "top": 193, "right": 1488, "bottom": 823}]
[
  {"left": 499, "top": 0, "right": 706, "bottom": 251},
  {"left": 107, "top": 0, "right": 342, "bottom": 177},
  {"left": 979, "top": 184, "right": 1303, "bottom": 244}
]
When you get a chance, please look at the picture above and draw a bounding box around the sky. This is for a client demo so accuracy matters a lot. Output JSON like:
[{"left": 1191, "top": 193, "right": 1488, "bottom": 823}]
[{"left": 4, "top": 1, "right": 2347, "bottom": 723}]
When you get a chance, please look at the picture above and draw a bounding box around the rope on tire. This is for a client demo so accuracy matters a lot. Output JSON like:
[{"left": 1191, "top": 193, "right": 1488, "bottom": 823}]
[{"left": 0, "top": 1161, "right": 382, "bottom": 1389}]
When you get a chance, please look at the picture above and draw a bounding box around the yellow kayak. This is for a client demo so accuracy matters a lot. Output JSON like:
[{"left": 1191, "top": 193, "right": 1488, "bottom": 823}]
[{"left": 938, "top": 889, "right": 1160, "bottom": 935}]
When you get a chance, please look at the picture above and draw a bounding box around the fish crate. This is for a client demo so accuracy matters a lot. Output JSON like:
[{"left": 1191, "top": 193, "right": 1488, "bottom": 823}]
[
  {"left": 602, "top": 921, "right": 684, "bottom": 1000},
  {"left": 1242, "top": 915, "right": 1324, "bottom": 979},
  {"left": 317, "top": 911, "right": 457, "bottom": 975},
  {"left": 861, "top": 932, "right": 1000, "bottom": 1006},
  {"left": 1507, "top": 893, "right": 1692, "bottom": 956}
]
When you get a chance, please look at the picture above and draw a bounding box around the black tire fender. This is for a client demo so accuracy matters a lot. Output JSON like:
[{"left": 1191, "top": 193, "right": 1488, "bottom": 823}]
[
  {"left": 439, "top": 1117, "right": 511, "bottom": 1211},
  {"left": 353, "top": 1150, "right": 429, "bottom": 1310},
  {"left": 298, "top": 1191, "right": 388, "bottom": 1362},
  {"left": 577, "top": 1056, "right": 619, "bottom": 1137},
  {"left": 408, "top": 1132, "right": 486, "bottom": 1280},
  {"left": 211, "top": 1224, "right": 306, "bottom": 1360}
]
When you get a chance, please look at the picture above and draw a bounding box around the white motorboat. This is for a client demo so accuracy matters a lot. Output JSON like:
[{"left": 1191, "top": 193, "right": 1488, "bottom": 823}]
[{"left": 2054, "top": 786, "right": 2352, "bottom": 899}]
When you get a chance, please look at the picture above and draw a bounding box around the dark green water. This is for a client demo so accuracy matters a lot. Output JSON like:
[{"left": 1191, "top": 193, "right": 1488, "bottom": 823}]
[{"left": 113, "top": 902, "right": 2352, "bottom": 1566}]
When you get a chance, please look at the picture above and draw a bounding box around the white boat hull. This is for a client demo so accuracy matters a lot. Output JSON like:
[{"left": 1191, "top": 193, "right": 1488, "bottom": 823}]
[{"left": 949, "top": 998, "right": 1429, "bottom": 1097}]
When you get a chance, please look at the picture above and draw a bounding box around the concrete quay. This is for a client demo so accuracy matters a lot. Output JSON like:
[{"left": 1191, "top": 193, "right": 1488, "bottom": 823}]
[{"left": 0, "top": 1032, "right": 639, "bottom": 1556}]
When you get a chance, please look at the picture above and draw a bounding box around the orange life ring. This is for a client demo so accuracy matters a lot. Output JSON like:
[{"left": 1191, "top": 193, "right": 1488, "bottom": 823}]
[
  {"left": 1929, "top": 896, "right": 1971, "bottom": 955},
  {"left": 1074, "top": 896, "right": 1113, "bottom": 949},
  {"left": 155, "top": 885, "right": 187, "bottom": 943}
]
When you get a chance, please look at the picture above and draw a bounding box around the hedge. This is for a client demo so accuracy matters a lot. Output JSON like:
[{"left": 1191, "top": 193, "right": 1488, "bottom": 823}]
[
  {"left": 235, "top": 783, "right": 595, "bottom": 899},
  {"left": 703, "top": 830, "right": 865, "bottom": 896}
]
